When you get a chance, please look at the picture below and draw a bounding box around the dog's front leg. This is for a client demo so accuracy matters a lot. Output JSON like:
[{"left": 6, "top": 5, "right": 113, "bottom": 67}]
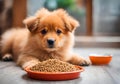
[
  {"left": 17, "top": 54, "right": 39, "bottom": 69},
  {"left": 68, "top": 54, "right": 91, "bottom": 66}
]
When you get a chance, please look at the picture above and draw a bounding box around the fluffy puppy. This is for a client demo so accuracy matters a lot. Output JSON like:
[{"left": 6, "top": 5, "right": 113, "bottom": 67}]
[{"left": 1, "top": 8, "right": 90, "bottom": 69}]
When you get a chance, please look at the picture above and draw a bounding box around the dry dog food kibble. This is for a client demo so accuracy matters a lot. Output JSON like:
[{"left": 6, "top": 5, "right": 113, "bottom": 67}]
[{"left": 30, "top": 59, "right": 79, "bottom": 72}]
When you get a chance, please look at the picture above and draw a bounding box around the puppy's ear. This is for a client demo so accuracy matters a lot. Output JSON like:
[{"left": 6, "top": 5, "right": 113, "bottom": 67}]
[
  {"left": 23, "top": 8, "right": 50, "bottom": 32},
  {"left": 63, "top": 16, "right": 79, "bottom": 32},
  {"left": 55, "top": 9, "right": 80, "bottom": 32},
  {"left": 23, "top": 16, "right": 39, "bottom": 32}
]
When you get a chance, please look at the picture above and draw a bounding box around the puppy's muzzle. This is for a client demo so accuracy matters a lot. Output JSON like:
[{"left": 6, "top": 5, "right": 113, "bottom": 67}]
[{"left": 47, "top": 38, "right": 55, "bottom": 48}]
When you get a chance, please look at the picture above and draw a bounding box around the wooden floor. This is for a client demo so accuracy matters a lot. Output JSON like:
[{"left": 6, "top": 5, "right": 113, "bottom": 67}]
[{"left": 0, "top": 48, "right": 120, "bottom": 84}]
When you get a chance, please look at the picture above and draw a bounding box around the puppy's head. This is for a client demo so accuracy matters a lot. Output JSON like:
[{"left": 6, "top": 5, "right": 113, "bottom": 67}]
[{"left": 23, "top": 8, "right": 79, "bottom": 51}]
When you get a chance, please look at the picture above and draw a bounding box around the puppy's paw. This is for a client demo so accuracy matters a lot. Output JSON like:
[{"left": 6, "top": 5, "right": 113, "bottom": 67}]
[
  {"left": 69, "top": 54, "right": 91, "bottom": 66},
  {"left": 79, "top": 58, "right": 91, "bottom": 66},
  {"left": 22, "top": 60, "right": 40, "bottom": 69},
  {"left": 2, "top": 54, "right": 13, "bottom": 61}
]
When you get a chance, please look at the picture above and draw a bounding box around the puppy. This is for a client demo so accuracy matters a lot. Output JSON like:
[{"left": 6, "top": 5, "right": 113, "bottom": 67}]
[{"left": 1, "top": 8, "right": 90, "bottom": 69}]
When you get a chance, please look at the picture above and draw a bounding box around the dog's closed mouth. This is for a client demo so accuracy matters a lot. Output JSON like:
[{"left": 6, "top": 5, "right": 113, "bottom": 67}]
[
  {"left": 48, "top": 45, "right": 54, "bottom": 48},
  {"left": 46, "top": 47, "right": 57, "bottom": 51}
]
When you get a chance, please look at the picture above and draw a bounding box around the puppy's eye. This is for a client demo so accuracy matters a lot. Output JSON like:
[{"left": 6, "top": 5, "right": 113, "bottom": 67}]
[
  {"left": 41, "top": 29, "right": 47, "bottom": 34},
  {"left": 56, "top": 29, "right": 62, "bottom": 35}
]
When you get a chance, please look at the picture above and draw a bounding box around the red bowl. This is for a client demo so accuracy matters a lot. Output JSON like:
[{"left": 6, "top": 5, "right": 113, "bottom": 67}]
[
  {"left": 89, "top": 54, "right": 112, "bottom": 65},
  {"left": 24, "top": 66, "right": 84, "bottom": 81}
]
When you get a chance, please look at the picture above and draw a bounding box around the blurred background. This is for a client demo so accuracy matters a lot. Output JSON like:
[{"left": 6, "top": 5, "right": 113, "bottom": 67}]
[{"left": 0, "top": 0, "right": 120, "bottom": 48}]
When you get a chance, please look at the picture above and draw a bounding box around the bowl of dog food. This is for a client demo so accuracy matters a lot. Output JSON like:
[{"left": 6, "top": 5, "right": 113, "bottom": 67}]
[
  {"left": 89, "top": 54, "right": 112, "bottom": 65},
  {"left": 25, "top": 59, "right": 84, "bottom": 81}
]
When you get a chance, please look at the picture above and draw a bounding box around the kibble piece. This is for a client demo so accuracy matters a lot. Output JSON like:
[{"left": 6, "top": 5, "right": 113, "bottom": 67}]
[{"left": 30, "top": 59, "right": 79, "bottom": 72}]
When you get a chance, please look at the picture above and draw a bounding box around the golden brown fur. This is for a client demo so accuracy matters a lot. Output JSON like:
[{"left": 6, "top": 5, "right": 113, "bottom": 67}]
[{"left": 1, "top": 8, "right": 90, "bottom": 69}]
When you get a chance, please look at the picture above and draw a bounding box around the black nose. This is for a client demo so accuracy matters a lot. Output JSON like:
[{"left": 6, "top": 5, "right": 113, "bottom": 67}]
[{"left": 47, "top": 39, "right": 54, "bottom": 45}]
